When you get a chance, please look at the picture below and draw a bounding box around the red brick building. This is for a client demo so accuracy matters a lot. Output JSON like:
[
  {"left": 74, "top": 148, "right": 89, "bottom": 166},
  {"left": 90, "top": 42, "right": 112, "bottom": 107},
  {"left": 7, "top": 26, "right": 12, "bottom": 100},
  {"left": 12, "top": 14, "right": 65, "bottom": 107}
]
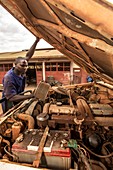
[{"left": 0, "top": 48, "right": 88, "bottom": 85}]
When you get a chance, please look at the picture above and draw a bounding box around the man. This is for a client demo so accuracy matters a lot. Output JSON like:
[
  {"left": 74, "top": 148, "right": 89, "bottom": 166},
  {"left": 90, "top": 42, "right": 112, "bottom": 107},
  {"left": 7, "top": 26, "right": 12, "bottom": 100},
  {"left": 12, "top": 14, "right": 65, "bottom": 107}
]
[
  {"left": 2, "top": 37, "right": 40, "bottom": 113},
  {"left": 87, "top": 75, "right": 93, "bottom": 82}
]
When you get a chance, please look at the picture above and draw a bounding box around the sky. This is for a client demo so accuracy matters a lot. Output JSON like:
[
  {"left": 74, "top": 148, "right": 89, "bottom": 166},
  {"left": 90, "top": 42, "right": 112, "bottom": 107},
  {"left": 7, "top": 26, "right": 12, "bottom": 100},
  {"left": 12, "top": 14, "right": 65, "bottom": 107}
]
[{"left": 0, "top": 5, "right": 53, "bottom": 53}]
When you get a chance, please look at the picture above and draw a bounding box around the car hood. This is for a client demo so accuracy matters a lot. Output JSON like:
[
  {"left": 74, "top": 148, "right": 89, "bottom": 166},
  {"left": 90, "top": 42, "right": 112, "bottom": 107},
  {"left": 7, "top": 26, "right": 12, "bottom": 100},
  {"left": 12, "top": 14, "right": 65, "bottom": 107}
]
[{"left": 1, "top": 0, "right": 113, "bottom": 85}]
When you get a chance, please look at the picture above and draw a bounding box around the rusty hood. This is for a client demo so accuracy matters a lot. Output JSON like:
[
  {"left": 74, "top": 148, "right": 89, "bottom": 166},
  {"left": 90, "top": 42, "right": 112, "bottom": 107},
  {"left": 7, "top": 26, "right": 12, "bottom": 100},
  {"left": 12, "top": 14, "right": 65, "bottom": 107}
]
[{"left": 1, "top": 0, "right": 113, "bottom": 85}]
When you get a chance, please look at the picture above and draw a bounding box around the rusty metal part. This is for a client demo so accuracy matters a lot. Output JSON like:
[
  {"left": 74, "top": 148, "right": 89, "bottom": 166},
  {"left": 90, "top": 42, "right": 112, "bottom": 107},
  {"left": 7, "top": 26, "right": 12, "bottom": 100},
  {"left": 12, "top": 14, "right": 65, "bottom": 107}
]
[
  {"left": 89, "top": 103, "right": 113, "bottom": 116},
  {"left": 32, "top": 103, "right": 42, "bottom": 118},
  {"left": 52, "top": 82, "right": 94, "bottom": 92},
  {"left": 46, "top": 0, "right": 113, "bottom": 37},
  {"left": 0, "top": 100, "right": 31, "bottom": 125},
  {"left": 2, "top": 138, "right": 10, "bottom": 148},
  {"left": 1, "top": 1, "right": 113, "bottom": 84},
  {"left": 49, "top": 104, "right": 76, "bottom": 114},
  {"left": 97, "top": 94, "right": 111, "bottom": 104},
  {"left": 36, "top": 103, "right": 51, "bottom": 128},
  {"left": 70, "top": 90, "right": 79, "bottom": 102},
  {"left": 17, "top": 113, "right": 35, "bottom": 129},
  {"left": 51, "top": 87, "right": 67, "bottom": 95},
  {"left": 76, "top": 96, "right": 93, "bottom": 120},
  {"left": 74, "top": 118, "right": 84, "bottom": 125},
  {"left": 0, "top": 123, "right": 7, "bottom": 137},
  {"left": 42, "top": 103, "right": 51, "bottom": 114},
  {"left": 12, "top": 122, "right": 22, "bottom": 141},
  {"left": 74, "top": 117, "right": 84, "bottom": 139},
  {"left": 94, "top": 117, "right": 113, "bottom": 126},
  {"left": 67, "top": 89, "right": 74, "bottom": 107},
  {"left": 20, "top": 99, "right": 36, "bottom": 113},
  {"left": 36, "top": 112, "right": 49, "bottom": 128},
  {"left": 3, "top": 128, "right": 12, "bottom": 138},
  {"left": 0, "top": 0, "right": 42, "bottom": 38},
  {"left": 34, "top": 82, "right": 50, "bottom": 101},
  {"left": 51, "top": 114, "right": 75, "bottom": 124},
  {"left": 2, "top": 138, "right": 10, "bottom": 152},
  {"left": 25, "top": 100, "right": 39, "bottom": 115},
  {"left": 89, "top": 94, "right": 100, "bottom": 103},
  {"left": 0, "top": 136, "right": 10, "bottom": 157},
  {"left": 33, "top": 126, "right": 49, "bottom": 168}
]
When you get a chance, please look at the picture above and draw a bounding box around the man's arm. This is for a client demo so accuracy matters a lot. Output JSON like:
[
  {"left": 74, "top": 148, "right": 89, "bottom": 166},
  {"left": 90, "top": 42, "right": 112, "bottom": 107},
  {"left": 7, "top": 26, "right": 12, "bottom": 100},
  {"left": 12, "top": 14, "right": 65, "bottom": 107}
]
[
  {"left": 9, "top": 93, "right": 34, "bottom": 102},
  {"left": 25, "top": 37, "right": 40, "bottom": 61}
]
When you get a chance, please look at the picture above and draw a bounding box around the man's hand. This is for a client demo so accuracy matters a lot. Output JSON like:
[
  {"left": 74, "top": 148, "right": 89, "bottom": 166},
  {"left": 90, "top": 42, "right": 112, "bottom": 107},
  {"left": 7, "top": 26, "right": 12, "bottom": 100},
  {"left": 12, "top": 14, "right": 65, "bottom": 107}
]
[{"left": 36, "top": 37, "right": 40, "bottom": 42}]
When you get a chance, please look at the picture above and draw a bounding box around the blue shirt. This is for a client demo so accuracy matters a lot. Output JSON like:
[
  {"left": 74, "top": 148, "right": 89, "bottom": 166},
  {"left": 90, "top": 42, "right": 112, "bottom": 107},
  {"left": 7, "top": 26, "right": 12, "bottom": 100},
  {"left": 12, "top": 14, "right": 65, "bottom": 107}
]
[
  {"left": 2, "top": 68, "right": 26, "bottom": 112},
  {"left": 87, "top": 76, "right": 93, "bottom": 82}
]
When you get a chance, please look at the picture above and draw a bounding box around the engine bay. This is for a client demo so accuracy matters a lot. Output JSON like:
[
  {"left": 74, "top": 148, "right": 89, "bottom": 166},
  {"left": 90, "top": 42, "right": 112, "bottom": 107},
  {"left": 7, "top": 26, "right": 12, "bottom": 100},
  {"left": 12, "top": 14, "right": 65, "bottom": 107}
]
[{"left": 0, "top": 81, "right": 113, "bottom": 170}]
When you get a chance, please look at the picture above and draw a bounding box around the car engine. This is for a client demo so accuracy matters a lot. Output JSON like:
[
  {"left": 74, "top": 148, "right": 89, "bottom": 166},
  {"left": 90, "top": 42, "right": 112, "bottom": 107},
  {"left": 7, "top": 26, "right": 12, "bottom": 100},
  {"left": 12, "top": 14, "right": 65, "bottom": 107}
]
[{"left": 0, "top": 81, "right": 113, "bottom": 170}]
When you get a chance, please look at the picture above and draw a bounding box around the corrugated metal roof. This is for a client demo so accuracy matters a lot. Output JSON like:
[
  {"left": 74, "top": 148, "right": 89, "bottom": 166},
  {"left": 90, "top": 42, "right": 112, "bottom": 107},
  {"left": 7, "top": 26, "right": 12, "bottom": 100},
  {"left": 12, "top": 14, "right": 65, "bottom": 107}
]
[{"left": 0, "top": 48, "right": 65, "bottom": 61}]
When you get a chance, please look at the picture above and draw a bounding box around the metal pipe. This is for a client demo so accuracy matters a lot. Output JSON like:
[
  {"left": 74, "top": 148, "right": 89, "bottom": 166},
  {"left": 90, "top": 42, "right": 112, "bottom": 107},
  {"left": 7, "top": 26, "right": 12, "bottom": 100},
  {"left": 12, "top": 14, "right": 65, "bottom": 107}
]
[
  {"left": 43, "top": 102, "right": 51, "bottom": 114},
  {"left": 17, "top": 113, "right": 35, "bottom": 129}
]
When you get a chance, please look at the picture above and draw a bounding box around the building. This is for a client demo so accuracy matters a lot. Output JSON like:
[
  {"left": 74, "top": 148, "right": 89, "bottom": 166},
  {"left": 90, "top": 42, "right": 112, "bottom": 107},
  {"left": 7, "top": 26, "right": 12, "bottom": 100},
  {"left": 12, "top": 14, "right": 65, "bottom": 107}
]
[{"left": 0, "top": 48, "right": 88, "bottom": 85}]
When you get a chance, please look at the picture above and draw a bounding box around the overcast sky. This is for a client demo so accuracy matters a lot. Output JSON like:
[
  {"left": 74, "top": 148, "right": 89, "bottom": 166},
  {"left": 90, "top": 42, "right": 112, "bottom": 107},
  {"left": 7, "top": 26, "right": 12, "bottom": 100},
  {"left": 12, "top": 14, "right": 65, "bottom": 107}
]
[{"left": 0, "top": 5, "right": 53, "bottom": 53}]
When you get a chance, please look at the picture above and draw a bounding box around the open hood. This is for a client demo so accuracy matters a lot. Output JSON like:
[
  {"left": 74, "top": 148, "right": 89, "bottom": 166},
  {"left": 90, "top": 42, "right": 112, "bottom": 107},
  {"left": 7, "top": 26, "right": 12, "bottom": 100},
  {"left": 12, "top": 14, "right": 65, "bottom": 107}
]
[{"left": 1, "top": 0, "right": 113, "bottom": 85}]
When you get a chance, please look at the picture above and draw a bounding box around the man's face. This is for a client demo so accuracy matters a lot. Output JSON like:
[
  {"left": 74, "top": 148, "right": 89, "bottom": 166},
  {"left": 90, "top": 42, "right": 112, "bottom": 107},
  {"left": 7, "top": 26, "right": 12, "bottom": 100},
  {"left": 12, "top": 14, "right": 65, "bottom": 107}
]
[{"left": 15, "top": 59, "right": 28, "bottom": 74}]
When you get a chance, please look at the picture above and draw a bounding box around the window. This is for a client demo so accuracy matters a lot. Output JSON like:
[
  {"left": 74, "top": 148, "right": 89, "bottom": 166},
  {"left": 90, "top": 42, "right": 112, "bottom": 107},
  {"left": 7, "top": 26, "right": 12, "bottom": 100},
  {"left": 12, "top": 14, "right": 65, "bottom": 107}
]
[
  {"left": 28, "top": 64, "right": 35, "bottom": 69},
  {"left": 64, "top": 62, "right": 70, "bottom": 71},
  {"left": 58, "top": 62, "right": 63, "bottom": 71},
  {"left": 51, "top": 62, "right": 56, "bottom": 71},
  {"left": 45, "top": 63, "right": 50, "bottom": 71},
  {"left": 58, "top": 62, "right": 70, "bottom": 71},
  {"left": 0, "top": 64, "right": 3, "bottom": 71},
  {"left": 45, "top": 63, "right": 56, "bottom": 71},
  {"left": 36, "top": 63, "right": 42, "bottom": 71},
  {"left": 37, "top": 62, "right": 70, "bottom": 71},
  {"left": 4, "top": 64, "right": 13, "bottom": 71}
]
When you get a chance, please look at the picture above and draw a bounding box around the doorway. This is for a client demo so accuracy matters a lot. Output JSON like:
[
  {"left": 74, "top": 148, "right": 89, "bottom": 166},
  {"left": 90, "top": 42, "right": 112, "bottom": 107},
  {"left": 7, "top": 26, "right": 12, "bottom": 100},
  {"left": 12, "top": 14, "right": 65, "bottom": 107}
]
[
  {"left": 73, "top": 68, "right": 81, "bottom": 84},
  {"left": 26, "top": 63, "right": 36, "bottom": 85}
]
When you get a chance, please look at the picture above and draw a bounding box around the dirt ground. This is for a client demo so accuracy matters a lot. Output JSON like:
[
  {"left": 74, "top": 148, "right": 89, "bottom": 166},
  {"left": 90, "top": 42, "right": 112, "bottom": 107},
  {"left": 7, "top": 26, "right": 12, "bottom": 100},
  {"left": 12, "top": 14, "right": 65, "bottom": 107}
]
[{"left": 0, "top": 84, "right": 36, "bottom": 115}]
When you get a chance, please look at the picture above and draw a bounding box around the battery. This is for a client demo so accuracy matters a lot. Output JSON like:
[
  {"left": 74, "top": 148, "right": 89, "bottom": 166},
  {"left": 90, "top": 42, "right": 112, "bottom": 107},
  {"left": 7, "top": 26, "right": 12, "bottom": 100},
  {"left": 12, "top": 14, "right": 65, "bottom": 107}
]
[{"left": 12, "top": 129, "right": 71, "bottom": 170}]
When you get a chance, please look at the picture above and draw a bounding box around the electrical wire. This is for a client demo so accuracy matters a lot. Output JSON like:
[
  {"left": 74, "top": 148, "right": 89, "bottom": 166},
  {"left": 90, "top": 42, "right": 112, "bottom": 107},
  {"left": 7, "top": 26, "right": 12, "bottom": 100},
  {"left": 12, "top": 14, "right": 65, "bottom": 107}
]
[
  {"left": 79, "top": 142, "right": 113, "bottom": 158},
  {"left": 4, "top": 145, "right": 19, "bottom": 162}
]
